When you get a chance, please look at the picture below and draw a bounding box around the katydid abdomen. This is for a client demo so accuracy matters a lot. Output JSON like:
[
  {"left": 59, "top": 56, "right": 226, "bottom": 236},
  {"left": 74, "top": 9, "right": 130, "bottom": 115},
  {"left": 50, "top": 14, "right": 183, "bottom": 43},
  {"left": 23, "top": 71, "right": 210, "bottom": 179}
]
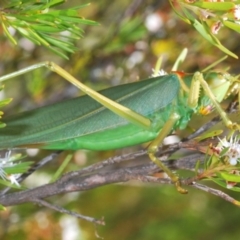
[{"left": 0, "top": 74, "right": 193, "bottom": 150}]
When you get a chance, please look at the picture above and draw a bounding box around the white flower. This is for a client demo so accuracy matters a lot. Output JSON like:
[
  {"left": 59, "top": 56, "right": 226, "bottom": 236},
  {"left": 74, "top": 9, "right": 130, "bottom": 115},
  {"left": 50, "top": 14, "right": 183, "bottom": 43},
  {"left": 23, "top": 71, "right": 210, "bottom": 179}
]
[
  {"left": 233, "top": 5, "right": 240, "bottom": 20},
  {"left": 218, "top": 136, "right": 240, "bottom": 165},
  {"left": 0, "top": 151, "right": 20, "bottom": 186},
  {"left": 151, "top": 69, "right": 167, "bottom": 77},
  {"left": 8, "top": 174, "right": 20, "bottom": 186}
]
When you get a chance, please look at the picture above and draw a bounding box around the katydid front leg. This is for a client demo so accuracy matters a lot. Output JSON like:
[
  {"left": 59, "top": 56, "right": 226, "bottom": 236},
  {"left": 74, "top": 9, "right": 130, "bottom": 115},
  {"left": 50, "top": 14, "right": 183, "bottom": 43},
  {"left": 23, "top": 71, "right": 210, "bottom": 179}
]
[
  {"left": 188, "top": 72, "right": 239, "bottom": 130},
  {"left": 148, "top": 112, "right": 188, "bottom": 194}
]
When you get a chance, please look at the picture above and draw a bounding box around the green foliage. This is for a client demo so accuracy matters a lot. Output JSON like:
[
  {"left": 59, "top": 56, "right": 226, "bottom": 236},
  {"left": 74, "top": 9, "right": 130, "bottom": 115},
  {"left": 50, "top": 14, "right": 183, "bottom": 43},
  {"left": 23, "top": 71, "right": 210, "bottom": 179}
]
[
  {"left": 0, "top": 0, "right": 97, "bottom": 59},
  {"left": 50, "top": 152, "right": 73, "bottom": 183},
  {"left": 169, "top": 0, "right": 240, "bottom": 58},
  {"left": 0, "top": 85, "right": 12, "bottom": 128},
  {"left": 197, "top": 132, "right": 240, "bottom": 196},
  {"left": 104, "top": 17, "right": 147, "bottom": 53},
  {"left": 0, "top": 1, "right": 239, "bottom": 238},
  {"left": 0, "top": 152, "right": 32, "bottom": 187}
]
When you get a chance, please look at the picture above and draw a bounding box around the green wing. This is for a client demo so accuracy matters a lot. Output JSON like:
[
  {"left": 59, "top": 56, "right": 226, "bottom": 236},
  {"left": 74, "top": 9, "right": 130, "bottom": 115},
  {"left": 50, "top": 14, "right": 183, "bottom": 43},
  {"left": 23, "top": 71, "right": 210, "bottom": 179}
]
[{"left": 0, "top": 74, "right": 180, "bottom": 148}]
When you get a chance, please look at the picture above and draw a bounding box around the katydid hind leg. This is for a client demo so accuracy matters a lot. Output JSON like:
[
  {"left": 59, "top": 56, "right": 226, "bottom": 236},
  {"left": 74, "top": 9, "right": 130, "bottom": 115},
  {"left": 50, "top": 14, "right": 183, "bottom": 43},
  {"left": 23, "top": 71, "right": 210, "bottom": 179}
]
[
  {"left": 49, "top": 62, "right": 151, "bottom": 129},
  {"left": 0, "top": 61, "right": 151, "bottom": 130}
]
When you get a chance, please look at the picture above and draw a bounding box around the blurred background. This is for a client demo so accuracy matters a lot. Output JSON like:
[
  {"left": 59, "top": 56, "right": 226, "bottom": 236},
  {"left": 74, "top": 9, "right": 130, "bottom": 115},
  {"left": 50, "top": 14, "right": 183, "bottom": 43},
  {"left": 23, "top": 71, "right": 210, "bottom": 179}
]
[{"left": 0, "top": 0, "right": 240, "bottom": 239}]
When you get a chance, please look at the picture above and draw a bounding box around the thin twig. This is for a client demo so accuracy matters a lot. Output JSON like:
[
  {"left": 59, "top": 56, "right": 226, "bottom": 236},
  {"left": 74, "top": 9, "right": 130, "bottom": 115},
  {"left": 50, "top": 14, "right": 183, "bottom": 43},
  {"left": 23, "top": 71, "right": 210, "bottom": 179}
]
[
  {"left": 191, "top": 182, "right": 240, "bottom": 206},
  {"left": 33, "top": 198, "right": 105, "bottom": 225},
  {"left": 18, "top": 151, "right": 62, "bottom": 183}
]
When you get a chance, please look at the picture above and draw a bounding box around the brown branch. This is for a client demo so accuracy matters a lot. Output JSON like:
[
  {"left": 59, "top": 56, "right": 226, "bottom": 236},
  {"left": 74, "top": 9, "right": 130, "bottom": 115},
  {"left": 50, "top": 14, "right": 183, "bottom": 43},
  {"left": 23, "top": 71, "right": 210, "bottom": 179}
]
[
  {"left": 0, "top": 138, "right": 235, "bottom": 223},
  {"left": 0, "top": 163, "right": 159, "bottom": 206},
  {"left": 0, "top": 153, "right": 203, "bottom": 206}
]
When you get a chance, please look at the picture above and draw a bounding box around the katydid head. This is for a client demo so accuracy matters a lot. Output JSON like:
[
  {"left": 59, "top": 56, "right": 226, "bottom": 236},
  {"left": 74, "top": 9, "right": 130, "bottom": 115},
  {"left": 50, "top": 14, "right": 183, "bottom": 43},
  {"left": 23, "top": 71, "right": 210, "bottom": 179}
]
[{"left": 204, "top": 72, "right": 238, "bottom": 102}]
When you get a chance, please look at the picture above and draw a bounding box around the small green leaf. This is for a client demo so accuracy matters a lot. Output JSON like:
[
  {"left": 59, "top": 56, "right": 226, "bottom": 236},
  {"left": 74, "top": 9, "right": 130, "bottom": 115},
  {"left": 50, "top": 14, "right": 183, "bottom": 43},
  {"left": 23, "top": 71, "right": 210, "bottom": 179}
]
[
  {"left": 195, "top": 160, "right": 200, "bottom": 174},
  {"left": 42, "top": 35, "right": 76, "bottom": 53},
  {"left": 211, "top": 178, "right": 226, "bottom": 187},
  {"left": 45, "top": 0, "right": 64, "bottom": 8},
  {"left": 4, "top": 162, "right": 33, "bottom": 175},
  {"left": 31, "top": 25, "right": 63, "bottom": 33},
  {"left": 192, "top": 20, "right": 238, "bottom": 58},
  {"left": 195, "top": 130, "right": 223, "bottom": 142},
  {"left": 0, "top": 98, "right": 12, "bottom": 108},
  {"left": 223, "top": 20, "right": 240, "bottom": 33},
  {"left": 0, "top": 204, "right": 6, "bottom": 211},
  {"left": 0, "top": 179, "right": 23, "bottom": 189},
  {"left": 193, "top": 2, "right": 235, "bottom": 11},
  {"left": 47, "top": 46, "right": 69, "bottom": 59},
  {"left": 51, "top": 153, "right": 73, "bottom": 182},
  {"left": 220, "top": 147, "right": 229, "bottom": 157},
  {"left": 172, "top": 48, "right": 188, "bottom": 71},
  {"left": 0, "top": 123, "right": 6, "bottom": 128},
  {"left": 227, "top": 186, "right": 240, "bottom": 192},
  {"left": 1, "top": 21, "right": 17, "bottom": 45},
  {"left": 212, "top": 177, "right": 240, "bottom": 192},
  {"left": 193, "top": 19, "right": 219, "bottom": 44},
  {"left": 217, "top": 172, "right": 240, "bottom": 182},
  {"left": 168, "top": 1, "right": 191, "bottom": 24}
]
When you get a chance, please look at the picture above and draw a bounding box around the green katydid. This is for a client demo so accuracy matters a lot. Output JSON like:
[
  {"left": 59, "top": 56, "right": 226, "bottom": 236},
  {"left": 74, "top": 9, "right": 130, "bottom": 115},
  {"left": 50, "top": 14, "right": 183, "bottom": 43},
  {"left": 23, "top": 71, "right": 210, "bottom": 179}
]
[{"left": 0, "top": 61, "right": 239, "bottom": 193}]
